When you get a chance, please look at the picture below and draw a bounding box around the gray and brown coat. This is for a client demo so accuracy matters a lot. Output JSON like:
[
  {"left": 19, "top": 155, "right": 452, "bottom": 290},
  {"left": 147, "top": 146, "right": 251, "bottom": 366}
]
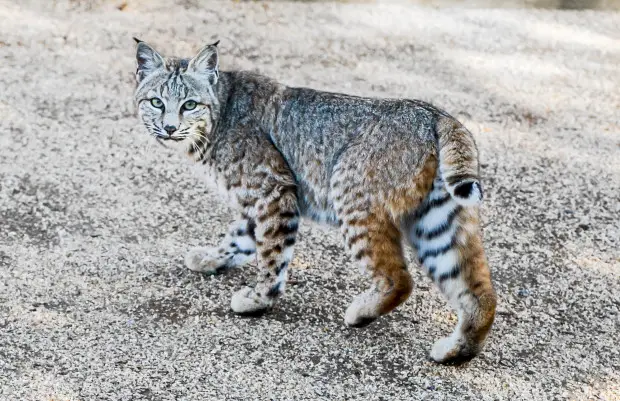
[{"left": 133, "top": 41, "right": 496, "bottom": 364}]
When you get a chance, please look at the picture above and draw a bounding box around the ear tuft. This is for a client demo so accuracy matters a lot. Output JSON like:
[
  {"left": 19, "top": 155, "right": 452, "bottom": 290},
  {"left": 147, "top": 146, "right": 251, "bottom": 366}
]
[
  {"left": 135, "top": 41, "right": 165, "bottom": 83},
  {"left": 212, "top": 39, "right": 220, "bottom": 47},
  {"left": 188, "top": 43, "right": 219, "bottom": 83},
  {"left": 133, "top": 37, "right": 143, "bottom": 44}
]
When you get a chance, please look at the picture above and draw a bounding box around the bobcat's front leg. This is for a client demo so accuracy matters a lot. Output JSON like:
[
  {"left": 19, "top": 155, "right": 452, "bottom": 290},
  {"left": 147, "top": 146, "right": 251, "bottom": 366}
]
[
  {"left": 185, "top": 217, "right": 256, "bottom": 274},
  {"left": 230, "top": 181, "right": 299, "bottom": 315}
]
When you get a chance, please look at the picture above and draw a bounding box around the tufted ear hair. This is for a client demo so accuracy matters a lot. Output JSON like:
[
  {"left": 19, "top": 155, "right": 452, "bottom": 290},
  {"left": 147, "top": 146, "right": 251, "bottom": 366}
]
[
  {"left": 134, "top": 39, "right": 165, "bottom": 83},
  {"left": 188, "top": 41, "right": 220, "bottom": 84}
]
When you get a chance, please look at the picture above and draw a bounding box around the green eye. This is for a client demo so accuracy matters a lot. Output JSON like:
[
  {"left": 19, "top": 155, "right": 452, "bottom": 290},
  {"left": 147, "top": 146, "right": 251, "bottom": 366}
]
[
  {"left": 150, "top": 98, "right": 164, "bottom": 109},
  {"left": 182, "top": 100, "right": 197, "bottom": 111}
]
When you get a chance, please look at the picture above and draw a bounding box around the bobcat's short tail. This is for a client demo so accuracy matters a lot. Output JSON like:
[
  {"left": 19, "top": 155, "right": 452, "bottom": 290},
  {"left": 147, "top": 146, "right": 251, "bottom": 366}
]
[{"left": 435, "top": 116, "right": 483, "bottom": 206}]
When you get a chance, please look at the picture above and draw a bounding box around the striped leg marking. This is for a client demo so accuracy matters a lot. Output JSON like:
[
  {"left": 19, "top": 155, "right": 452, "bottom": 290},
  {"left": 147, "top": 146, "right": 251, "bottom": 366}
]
[
  {"left": 230, "top": 185, "right": 299, "bottom": 315},
  {"left": 334, "top": 195, "right": 413, "bottom": 327},
  {"left": 185, "top": 218, "right": 256, "bottom": 275},
  {"left": 409, "top": 179, "right": 496, "bottom": 363}
]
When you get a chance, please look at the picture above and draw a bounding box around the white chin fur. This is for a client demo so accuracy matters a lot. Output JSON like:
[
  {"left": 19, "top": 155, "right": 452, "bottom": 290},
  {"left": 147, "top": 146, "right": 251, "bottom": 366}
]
[{"left": 165, "top": 138, "right": 191, "bottom": 154}]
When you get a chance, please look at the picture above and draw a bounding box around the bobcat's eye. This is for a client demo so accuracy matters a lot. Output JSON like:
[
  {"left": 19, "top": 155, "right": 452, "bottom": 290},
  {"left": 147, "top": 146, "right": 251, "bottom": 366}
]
[
  {"left": 150, "top": 98, "right": 164, "bottom": 109},
  {"left": 182, "top": 100, "right": 197, "bottom": 111}
]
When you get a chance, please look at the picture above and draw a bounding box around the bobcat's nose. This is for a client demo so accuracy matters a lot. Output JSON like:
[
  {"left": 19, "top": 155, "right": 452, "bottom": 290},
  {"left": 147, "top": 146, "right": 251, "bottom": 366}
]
[{"left": 164, "top": 125, "right": 177, "bottom": 136}]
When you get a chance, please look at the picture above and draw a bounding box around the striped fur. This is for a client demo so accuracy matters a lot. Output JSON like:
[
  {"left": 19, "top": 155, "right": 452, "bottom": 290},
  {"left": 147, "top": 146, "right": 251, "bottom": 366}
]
[
  {"left": 185, "top": 218, "right": 256, "bottom": 275},
  {"left": 133, "top": 41, "right": 497, "bottom": 363},
  {"left": 406, "top": 177, "right": 495, "bottom": 362}
]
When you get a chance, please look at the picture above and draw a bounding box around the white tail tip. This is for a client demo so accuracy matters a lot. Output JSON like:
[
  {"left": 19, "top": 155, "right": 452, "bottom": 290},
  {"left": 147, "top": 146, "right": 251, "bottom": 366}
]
[{"left": 450, "top": 180, "right": 483, "bottom": 206}]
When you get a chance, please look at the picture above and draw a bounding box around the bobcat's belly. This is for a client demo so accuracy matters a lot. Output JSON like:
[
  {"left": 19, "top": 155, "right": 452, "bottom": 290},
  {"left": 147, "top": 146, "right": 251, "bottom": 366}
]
[
  {"left": 301, "top": 204, "right": 339, "bottom": 225},
  {"left": 297, "top": 184, "right": 338, "bottom": 225}
]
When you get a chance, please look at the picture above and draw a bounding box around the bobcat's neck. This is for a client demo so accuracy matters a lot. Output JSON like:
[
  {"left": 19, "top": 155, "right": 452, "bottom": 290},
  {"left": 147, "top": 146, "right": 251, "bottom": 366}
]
[{"left": 214, "top": 71, "right": 284, "bottom": 138}]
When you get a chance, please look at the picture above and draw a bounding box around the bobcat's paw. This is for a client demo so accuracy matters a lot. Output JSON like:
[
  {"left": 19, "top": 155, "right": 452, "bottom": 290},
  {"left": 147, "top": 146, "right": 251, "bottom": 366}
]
[
  {"left": 344, "top": 290, "right": 381, "bottom": 327},
  {"left": 430, "top": 336, "right": 477, "bottom": 365},
  {"left": 185, "top": 247, "right": 228, "bottom": 275},
  {"left": 230, "top": 287, "right": 273, "bottom": 316}
]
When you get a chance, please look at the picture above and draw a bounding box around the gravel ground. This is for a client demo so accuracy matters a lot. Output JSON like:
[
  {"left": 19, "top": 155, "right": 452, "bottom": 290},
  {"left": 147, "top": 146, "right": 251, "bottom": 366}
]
[{"left": 0, "top": 1, "right": 619, "bottom": 400}]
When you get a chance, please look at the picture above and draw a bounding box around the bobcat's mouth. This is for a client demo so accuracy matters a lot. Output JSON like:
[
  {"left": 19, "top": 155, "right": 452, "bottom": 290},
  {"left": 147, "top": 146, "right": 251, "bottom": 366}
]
[
  {"left": 154, "top": 132, "right": 186, "bottom": 142},
  {"left": 153, "top": 133, "right": 186, "bottom": 148}
]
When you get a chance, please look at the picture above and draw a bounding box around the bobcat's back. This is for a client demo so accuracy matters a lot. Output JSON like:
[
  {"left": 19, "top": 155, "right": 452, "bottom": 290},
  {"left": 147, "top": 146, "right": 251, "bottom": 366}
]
[{"left": 259, "top": 79, "right": 480, "bottom": 219}]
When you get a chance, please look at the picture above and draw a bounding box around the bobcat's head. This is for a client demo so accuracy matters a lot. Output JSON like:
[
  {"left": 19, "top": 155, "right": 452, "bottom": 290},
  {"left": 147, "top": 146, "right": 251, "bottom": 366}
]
[{"left": 133, "top": 40, "right": 220, "bottom": 149}]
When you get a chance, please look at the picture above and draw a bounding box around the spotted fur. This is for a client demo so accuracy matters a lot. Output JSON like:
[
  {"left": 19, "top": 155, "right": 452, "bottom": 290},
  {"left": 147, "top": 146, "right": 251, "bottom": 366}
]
[{"left": 133, "top": 41, "right": 496, "bottom": 363}]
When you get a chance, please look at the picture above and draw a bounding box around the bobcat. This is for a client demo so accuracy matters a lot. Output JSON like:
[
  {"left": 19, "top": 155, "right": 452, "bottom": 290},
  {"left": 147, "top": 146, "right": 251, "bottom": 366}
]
[{"left": 133, "top": 39, "right": 496, "bottom": 364}]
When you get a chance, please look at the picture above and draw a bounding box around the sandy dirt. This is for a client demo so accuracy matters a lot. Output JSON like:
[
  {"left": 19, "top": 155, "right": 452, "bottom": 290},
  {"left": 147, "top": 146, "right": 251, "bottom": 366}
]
[{"left": 0, "top": 0, "right": 618, "bottom": 400}]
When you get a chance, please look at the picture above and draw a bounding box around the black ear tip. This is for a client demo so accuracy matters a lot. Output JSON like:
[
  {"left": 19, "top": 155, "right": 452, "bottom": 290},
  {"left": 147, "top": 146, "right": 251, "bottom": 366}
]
[
  {"left": 212, "top": 39, "right": 220, "bottom": 47},
  {"left": 133, "top": 37, "right": 143, "bottom": 44}
]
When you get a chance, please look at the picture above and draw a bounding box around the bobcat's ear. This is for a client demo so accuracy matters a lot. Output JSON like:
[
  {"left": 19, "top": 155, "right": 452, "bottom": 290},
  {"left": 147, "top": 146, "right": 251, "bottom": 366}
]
[
  {"left": 188, "top": 41, "right": 219, "bottom": 84},
  {"left": 135, "top": 40, "right": 164, "bottom": 83}
]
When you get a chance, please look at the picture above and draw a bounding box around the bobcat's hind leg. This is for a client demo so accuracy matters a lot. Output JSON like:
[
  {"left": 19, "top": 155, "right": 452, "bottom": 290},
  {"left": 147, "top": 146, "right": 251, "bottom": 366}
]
[
  {"left": 332, "top": 155, "right": 436, "bottom": 327},
  {"left": 340, "top": 210, "right": 413, "bottom": 327},
  {"left": 186, "top": 217, "right": 256, "bottom": 275},
  {"left": 332, "top": 188, "right": 416, "bottom": 327},
  {"left": 428, "top": 234, "right": 496, "bottom": 364},
  {"left": 427, "top": 235, "right": 496, "bottom": 364},
  {"left": 409, "top": 183, "right": 496, "bottom": 364}
]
